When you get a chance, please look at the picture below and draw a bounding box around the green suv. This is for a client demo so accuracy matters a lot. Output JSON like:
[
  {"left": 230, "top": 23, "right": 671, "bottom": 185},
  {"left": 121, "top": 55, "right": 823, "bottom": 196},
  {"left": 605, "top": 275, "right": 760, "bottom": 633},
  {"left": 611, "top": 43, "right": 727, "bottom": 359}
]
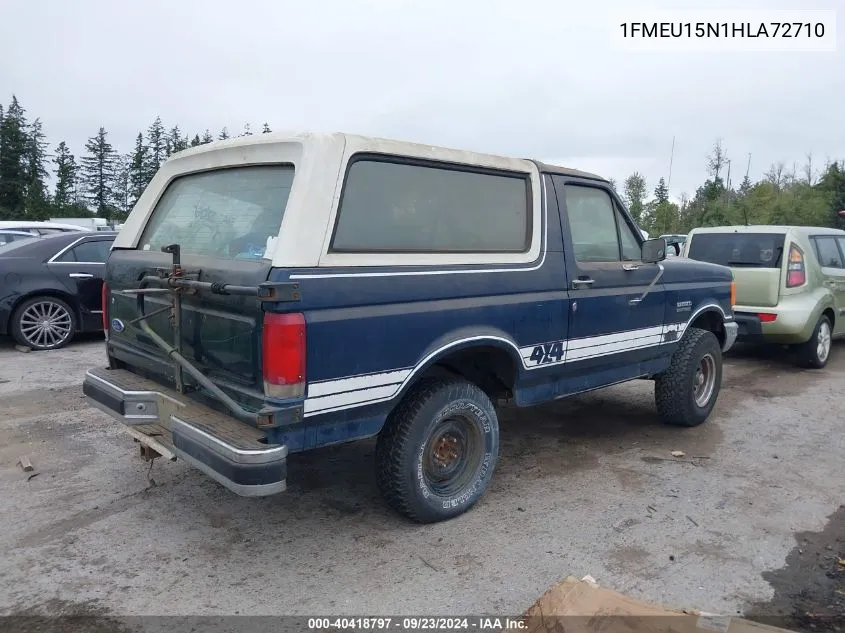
[{"left": 683, "top": 225, "right": 845, "bottom": 368}]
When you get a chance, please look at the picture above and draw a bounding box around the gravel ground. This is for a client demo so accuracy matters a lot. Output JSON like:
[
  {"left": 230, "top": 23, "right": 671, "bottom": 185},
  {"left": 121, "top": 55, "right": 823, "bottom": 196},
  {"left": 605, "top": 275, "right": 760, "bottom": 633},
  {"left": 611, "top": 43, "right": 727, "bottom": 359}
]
[{"left": 0, "top": 335, "right": 843, "bottom": 629}]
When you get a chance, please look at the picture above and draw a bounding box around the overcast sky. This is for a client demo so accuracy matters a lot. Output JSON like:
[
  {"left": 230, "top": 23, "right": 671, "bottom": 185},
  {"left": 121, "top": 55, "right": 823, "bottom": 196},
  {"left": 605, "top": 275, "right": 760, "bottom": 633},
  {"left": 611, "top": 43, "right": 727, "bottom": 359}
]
[{"left": 1, "top": 0, "right": 842, "bottom": 202}]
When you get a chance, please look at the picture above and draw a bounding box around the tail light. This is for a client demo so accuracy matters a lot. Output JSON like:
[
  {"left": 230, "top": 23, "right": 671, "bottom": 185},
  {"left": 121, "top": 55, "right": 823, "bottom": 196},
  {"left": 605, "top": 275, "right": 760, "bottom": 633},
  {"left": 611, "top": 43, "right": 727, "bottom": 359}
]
[
  {"left": 786, "top": 245, "right": 806, "bottom": 288},
  {"left": 101, "top": 282, "right": 109, "bottom": 332},
  {"left": 758, "top": 313, "right": 778, "bottom": 323},
  {"left": 262, "top": 312, "right": 306, "bottom": 399},
  {"left": 729, "top": 280, "right": 736, "bottom": 308}
]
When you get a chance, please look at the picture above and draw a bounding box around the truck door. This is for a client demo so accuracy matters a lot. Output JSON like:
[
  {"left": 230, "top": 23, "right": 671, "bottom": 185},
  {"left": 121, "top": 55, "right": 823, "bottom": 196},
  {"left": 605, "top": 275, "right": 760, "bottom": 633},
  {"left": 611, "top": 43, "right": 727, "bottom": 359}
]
[{"left": 551, "top": 177, "right": 667, "bottom": 375}]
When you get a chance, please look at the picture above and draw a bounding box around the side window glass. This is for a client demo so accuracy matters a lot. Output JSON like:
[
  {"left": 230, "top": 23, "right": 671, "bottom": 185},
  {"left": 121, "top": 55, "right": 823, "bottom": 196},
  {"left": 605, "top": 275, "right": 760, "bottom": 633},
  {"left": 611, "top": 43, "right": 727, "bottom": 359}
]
[
  {"left": 616, "top": 206, "right": 642, "bottom": 261},
  {"left": 65, "top": 240, "right": 113, "bottom": 263},
  {"left": 563, "top": 186, "right": 620, "bottom": 262},
  {"left": 814, "top": 237, "right": 844, "bottom": 268}
]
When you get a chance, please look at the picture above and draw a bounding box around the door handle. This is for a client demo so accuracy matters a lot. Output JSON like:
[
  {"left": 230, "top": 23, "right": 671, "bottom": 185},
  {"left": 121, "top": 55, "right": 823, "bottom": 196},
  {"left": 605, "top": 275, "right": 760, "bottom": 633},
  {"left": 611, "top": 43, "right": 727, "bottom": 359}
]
[
  {"left": 68, "top": 273, "right": 94, "bottom": 279},
  {"left": 571, "top": 278, "right": 594, "bottom": 289},
  {"left": 622, "top": 264, "right": 640, "bottom": 271}
]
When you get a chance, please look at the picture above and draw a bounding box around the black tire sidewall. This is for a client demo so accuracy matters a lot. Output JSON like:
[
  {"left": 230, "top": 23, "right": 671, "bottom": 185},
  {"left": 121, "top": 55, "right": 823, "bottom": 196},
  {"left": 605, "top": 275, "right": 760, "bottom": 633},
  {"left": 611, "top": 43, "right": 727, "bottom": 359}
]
[
  {"left": 405, "top": 387, "right": 499, "bottom": 521},
  {"left": 12, "top": 296, "right": 77, "bottom": 350},
  {"left": 683, "top": 332, "right": 723, "bottom": 421},
  {"left": 804, "top": 316, "right": 831, "bottom": 368}
]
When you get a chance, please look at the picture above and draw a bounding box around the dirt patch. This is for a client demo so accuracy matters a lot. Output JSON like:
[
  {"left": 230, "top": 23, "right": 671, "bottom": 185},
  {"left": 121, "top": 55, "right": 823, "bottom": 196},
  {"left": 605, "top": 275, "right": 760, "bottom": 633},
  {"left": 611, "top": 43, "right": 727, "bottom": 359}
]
[
  {"left": 0, "top": 598, "right": 131, "bottom": 633},
  {"left": 0, "top": 385, "right": 90, "bottom": 421},
  {"left": 745, "top": 504, "right": 845, "bottom": 632}
]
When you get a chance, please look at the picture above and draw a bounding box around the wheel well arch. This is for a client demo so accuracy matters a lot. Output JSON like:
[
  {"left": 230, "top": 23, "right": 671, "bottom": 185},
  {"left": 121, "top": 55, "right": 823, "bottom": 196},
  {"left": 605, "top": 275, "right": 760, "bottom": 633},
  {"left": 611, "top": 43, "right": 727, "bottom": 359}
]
[
  {"left": 6, "top": 289, "right": 82, "bottom": 333},
  {"left": 399, "top": 337, "right": 523, "bottom": 404},
  {"left": 688, "top": 307, "right": 727, "bottom": 347},
  {"left": 822, "top": 306, "right": 836, "bottom": 328}
]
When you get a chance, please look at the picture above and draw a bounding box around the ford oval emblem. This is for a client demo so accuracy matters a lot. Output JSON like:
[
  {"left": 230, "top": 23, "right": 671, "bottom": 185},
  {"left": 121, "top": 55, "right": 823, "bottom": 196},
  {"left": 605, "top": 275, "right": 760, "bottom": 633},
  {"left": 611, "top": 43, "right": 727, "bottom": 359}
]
[{"left": 111, "top": 318, "right": 125, "bottom": 333}]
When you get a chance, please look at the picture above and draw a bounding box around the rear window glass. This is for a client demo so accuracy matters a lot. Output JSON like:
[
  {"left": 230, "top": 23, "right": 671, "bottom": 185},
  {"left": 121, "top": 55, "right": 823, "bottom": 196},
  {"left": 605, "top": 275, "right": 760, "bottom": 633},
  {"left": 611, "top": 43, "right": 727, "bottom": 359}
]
[
  {"left": 687, "top": 232, "right": 786, "bottom": 268},
  {"left": 330, "top": 158, "right": 531, "bottom": 253},
  {"left": 139, "top": 165, "right": 294, "bottom": 260}
]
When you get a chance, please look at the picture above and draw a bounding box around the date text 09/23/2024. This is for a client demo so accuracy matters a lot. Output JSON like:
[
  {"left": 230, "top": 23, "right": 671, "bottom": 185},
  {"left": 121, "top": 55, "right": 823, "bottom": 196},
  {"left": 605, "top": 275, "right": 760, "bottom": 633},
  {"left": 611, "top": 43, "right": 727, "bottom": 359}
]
[{"left": 307, "top": 617, "right": 527, "bottom": 630}]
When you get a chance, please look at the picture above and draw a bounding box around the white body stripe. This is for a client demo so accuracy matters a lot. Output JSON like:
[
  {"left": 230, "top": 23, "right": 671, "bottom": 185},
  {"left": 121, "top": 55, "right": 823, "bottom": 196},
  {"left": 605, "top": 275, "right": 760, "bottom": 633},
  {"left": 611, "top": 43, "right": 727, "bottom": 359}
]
[
  {"left": 307, "top": 369, "right": 411, "bottom": 398},
  {"left": 300, "top": 312, "right": 711, "bottom": 417}
]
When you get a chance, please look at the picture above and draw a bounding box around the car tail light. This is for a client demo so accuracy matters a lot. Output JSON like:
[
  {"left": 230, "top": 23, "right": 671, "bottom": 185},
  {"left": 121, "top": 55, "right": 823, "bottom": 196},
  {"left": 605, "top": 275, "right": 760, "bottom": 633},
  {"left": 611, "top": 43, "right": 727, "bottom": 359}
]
[
  {"left": 101, "top": 282, "right": 109, "bottom": 332},
  {"left": 758, "top": 313, "right": 778, "bottom": 323},
  {"left": 786, "top": 245, "right": 806, "bottom": 288},
  {"left": 262, "top": 312, "right": 306, "bottom": 399}
]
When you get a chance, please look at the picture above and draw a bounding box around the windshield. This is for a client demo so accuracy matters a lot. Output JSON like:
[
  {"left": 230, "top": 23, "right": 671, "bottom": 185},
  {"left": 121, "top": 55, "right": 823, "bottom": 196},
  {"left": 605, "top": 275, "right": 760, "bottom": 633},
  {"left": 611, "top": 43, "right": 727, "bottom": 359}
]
[
  {"left": 139, "top": 165, "right": 295, "bottom": 261},
  {"left": 687, "top": 232, "right": 786, "bottom": 268}
]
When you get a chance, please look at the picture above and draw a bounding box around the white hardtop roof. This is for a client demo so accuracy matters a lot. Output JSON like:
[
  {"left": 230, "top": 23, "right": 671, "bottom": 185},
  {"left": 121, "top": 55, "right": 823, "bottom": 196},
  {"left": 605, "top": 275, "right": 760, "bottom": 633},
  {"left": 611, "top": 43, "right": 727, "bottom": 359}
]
[{"left": 167, "top": 130, "right": 606, "bottom": 180}]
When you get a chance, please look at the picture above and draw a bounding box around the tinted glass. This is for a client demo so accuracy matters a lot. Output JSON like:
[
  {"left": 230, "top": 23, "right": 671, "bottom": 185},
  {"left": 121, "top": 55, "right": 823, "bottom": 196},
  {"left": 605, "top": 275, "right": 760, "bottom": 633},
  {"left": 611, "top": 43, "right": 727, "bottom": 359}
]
[
  {"left": 564, "top": 186, "right": 619, "bottom": 262},
  {"left": 331, "top": 159, "right": 530, "bottom": 252},
  {"left": 687, "top": 233, "right": 786, "bottom": 268},
  {"left": 57, "top": 239, "right": 113, "bottom": 263},
  {"left": 813, "top": 236, "right": 844, "bottom": 268},
  {"left": 139, "top": 165, "right": 294, "bottom": 260}
]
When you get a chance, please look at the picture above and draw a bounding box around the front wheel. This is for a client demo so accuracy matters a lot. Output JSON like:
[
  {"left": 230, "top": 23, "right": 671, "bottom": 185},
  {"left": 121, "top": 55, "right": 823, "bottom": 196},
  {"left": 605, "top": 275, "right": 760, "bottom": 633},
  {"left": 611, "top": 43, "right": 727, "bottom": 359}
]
[
  {"left": 654, "top": 327, "right": 723, "bottom": 427},
  {"left": 375, "top": 378, "right": 499, "bottom": 523}
]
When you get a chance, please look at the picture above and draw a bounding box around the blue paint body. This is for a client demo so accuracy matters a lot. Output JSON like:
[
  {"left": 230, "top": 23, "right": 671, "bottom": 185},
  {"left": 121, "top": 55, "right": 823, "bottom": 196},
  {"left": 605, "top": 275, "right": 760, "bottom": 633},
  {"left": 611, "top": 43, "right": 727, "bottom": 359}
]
[{"left": 254, "top": 173, "right": 735, "bottom": 453}]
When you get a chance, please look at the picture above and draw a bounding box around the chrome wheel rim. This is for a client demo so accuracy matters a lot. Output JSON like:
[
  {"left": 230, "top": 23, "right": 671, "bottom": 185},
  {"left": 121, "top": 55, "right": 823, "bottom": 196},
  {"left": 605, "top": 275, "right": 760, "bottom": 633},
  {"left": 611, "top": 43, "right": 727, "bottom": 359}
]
[
  {"left": 817, "top": 321, "right": 831, "bottom": 363},
  {"left": 19, "top": 301, "right": 73, "bottom": 349},
  {"left": 693, "top": 353, "right": 717, "bottom": 407}
]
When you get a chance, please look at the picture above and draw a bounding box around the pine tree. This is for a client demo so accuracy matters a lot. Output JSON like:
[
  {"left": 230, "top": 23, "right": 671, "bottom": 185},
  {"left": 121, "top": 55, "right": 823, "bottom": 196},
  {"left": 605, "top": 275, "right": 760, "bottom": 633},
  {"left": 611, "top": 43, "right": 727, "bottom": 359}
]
[
  {"left": 202, "top": 130, "right": 214, "bottom": 144},
  {"left": 52, "top": 141, "right": 77, "bottom": 212},
  {"left": 219, "top": 127, "right": 229, "bottom": 140},
  {"left": 653, "top": 177, "right": 669, "bottom": 205},
  {"left": 0, "top": 96, "right": 29, "bottom": 217},
  {"left": 112, "top": 154, "right": 131, "bottom": 219},
  {"left": 738, "top": 175, "right": 752, "bottom": 197},
  {"left": 168, "top": 125, "right": 188, "bottom": 154},
  {"left": 127, "top": 132, "right": 148, "bottom": 208},
  {"left": 144, "top": 117, "right": 167, "bottom": 182},
  {"left": 24, "top": 118, "right": 50, "bottom": 219},
  {"left": 241, "top": 123, "right": 252, "bottom": 136},
  {"left": 80, "top": 127, "right": 118, "bottom": 219},
  {"left": 262, "top": 122, "right": 271, "bottom": 134},
  {"left": 189, "top": 134, "right": 202, "bottom": 147}
]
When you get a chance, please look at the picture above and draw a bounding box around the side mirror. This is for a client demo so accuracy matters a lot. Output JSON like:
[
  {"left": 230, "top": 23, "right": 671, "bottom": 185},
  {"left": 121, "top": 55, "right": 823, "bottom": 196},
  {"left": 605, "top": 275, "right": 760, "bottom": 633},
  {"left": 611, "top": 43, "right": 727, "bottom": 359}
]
[{"left": 641, "top": 238, "right": 667, "bottom": 264}]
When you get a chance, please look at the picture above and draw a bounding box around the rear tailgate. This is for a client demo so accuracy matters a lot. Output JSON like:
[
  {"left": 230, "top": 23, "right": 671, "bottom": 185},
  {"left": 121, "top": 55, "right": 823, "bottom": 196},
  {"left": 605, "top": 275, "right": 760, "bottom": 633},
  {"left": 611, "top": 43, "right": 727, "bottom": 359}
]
[
  {"left": 105, "top": 165, "right": 295, "bottom": 404},
  {"left": 687, "top": 231, "right": 786, "bottom": 307}
]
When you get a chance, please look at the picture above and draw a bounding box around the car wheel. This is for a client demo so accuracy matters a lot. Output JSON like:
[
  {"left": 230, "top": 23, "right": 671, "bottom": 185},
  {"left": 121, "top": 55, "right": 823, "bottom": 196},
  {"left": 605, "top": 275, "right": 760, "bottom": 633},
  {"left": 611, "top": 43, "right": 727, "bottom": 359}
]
[
  {"left": 797, "top": 314, "right": 832, "bottom": 369},
  {"left": 654, "top": 327, "right": 723, "bottom": 427},
  {"left": 11, "top": 296, "right": 77, "bottom": 350},
  {"left": 375, "top": 378, "right": 499, "bottom": 523}
]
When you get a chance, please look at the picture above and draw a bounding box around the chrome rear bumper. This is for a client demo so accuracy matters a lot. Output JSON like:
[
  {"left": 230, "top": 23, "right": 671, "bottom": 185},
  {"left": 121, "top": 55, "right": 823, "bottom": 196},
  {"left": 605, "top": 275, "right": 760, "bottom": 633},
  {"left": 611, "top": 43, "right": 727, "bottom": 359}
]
[{"left": 83, "top": 367, "right": 287, "bottom": 497}]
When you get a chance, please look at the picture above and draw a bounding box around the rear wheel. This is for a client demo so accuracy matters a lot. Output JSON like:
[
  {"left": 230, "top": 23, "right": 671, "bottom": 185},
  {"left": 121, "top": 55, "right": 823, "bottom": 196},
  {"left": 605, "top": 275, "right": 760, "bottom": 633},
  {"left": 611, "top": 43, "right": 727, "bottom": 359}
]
[
  {"left": 654, "top": 327, "right": 723, "bottom": 427},
  {"left": 796, "top": 315, "right": 832, "bottom": 369},
  {"left": 375, "top": 378, "right": 499, "bottom": 523},
  {"left": 11, "top": 296, "right": 77, "bottom": 350}
]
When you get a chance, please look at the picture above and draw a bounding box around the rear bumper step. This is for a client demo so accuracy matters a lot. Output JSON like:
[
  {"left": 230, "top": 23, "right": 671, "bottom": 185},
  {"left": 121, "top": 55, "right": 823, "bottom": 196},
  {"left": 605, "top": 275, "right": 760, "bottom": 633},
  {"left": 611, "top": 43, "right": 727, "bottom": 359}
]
[{"left": 83, "top": 367, "right": 287, "bottom": 497}]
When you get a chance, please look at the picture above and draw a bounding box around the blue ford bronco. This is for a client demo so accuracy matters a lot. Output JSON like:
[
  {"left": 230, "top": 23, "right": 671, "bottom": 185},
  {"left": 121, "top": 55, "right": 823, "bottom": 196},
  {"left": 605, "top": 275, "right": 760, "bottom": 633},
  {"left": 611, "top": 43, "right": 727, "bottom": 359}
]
[{"left": 83, "top": 132, "right": 738, "bottom": 523}]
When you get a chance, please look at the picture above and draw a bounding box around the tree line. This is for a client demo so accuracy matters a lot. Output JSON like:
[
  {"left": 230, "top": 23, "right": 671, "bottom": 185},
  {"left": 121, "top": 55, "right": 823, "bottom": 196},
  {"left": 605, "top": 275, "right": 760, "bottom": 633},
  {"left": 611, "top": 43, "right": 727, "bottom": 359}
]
[
  {"left": 1, "top": 94, "right": 844, "bottom": 232},
  {"left": 611, "top": 139, "right": 845, "bottom": 236},
  {"left": 0, "top": 94, "right": 271, "bottom": 222}
]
